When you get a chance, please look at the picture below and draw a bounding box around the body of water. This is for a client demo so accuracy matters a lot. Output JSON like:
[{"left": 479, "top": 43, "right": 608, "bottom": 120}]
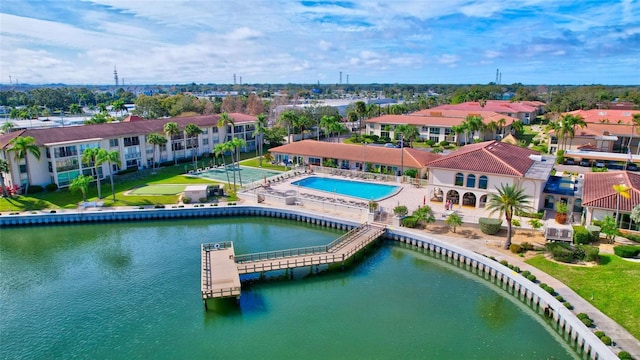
[
  {"left": 0, "top": 217, "right": 575, "bottom": 359},
  {"left": 291, "top": 176, "right": 400, "bottom": 201}
]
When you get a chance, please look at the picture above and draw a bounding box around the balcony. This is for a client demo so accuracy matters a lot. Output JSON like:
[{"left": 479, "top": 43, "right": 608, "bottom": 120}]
[{"left": 125, "top": 152, "right": 141, "bottom": 160}]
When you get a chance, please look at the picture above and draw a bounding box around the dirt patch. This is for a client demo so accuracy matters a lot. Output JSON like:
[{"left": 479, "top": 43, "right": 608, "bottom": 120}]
[{"left": 425, "top": 220, "right": 546, "bottom": 246}]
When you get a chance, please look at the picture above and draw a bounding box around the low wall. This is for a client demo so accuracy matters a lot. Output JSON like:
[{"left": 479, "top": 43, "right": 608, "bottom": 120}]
[{"left": 0, "top": 206, "right": 615, "bottom": 359}]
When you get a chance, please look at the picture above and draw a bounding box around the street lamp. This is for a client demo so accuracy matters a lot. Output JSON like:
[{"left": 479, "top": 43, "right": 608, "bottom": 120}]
[
  {"left": 362, "top": 141, "right": 366, "bottom": 173},
  {"left": 400, "top": 134, "right": 404, "bottom": 179}
]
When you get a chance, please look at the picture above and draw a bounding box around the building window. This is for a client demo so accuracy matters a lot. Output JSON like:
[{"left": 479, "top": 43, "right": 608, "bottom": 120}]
[
  {"left": 202, "top": 128, "right": 208, "bottom": 134},
  {"left": 479, "top": 175, "right": 488, "bottom": 189},
  {"left": 54, "top": 146, "right": 78, "bottom": 158},
  {"left": 203, "top": 138, "right": 209, "bottom": 145},
  {"left": 212, "top": 127, "right": 218, "bottom": 133},
  {"left": 466, "top": 174, "right": 476, "bottom": 188},
  {"left": 19, "top": 164, "right": 27, "bottom": 173},
  {"left": 46, "top": 148, "right": 51, "bottom": 159},
  {"left": 429, "top": 136, "right": 439, "bottom": 143},
  {"left": 109, "top": 139, "right": 119, "bottom": 147},
  {"left": 455, "top": 173, "right": 464, "bottom": 186},
  {"left": 429, "top": 127, "right": 440, "bottom": 135},
  {"left": 124, "top": 137, "right": 140, "bottom": 147}
]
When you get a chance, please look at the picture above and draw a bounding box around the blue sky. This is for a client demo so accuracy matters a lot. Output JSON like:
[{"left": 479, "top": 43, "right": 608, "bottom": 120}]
[{"left": 0, "top": 0, "right": 639, "bottom": 85}]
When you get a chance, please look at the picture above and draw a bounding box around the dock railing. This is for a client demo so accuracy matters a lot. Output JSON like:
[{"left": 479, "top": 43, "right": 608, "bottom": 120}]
[{"left": 234, "top": 224, "right": 368, "bottom": 263}]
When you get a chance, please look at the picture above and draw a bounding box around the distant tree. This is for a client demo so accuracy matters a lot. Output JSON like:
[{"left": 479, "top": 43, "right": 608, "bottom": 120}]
[
  {"left": 277, "top": 110, "right": 297, "bottom": 143},
  {"left": 8, "top": 136, "right": 41, "bottom": 193},
  {"left": 263, "top": 126, "right": 287, "bottom": 147},
  {"left": 112, "top": 99, "right": 128, "bottom": 119},
  {"left": 68, "top": 103, "right": 82, "bottom": 115},
  {"left": 0, "top": 121, "right": 15, "bottom": 134}
]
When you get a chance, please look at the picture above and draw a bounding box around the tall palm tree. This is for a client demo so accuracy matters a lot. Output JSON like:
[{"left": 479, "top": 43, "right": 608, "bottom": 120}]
[
  {"left": 485, "top": 121, "right": 499, "bottom": 140},
  {"left": 184, "top": 123, "right": 203, "bottom": 169},
  {"left": 463, "top": 115, "right": 484, "bottom": 143},
  {"left": 450, "top": 124, "right": 466, "bottom": 145},
  {"left": 395, "top": 124, "right": 420, "bottom": 147},
  {"left": 111, "top": 99, "right": 128, "bottom": 120},
  {"left": 82, "top": 147, "right": 102, "bottom": 199},
  {"left": 96, "top": 149, "right": 121, "bottom": 201},
  {"left": 354, "top": 101, "right": 367, "bottom": 134},
  {"left": 0, "top": 158, "right": 10, "bottom": 197},
  {"left": 497, "top": 118, "right": 507, "bottom": 138},
  {"left": 147, "top": 133, "right": 167, "bottom": 173},
  {"left": 562, "top": 114, "right": 587, "bottom": 150},
  {"left": 485, "top": 183, "right": 531, "bottom": 249},
  {"left": 230, "top": 138, "right": 247, "bottom": 186},
  {"left": 253, "top": 113, "right": 268, "bottom": 167},
  {"left": 70, "top": 174, "right": 92, "bottom": 204},
  {"left": 8, "top": 136, "right": 41, "bottom": 193},
  {"left": 163, "top": 122, "right": 180, "bottom": 165},
  {"left": 214, "top": 143, "right": 231, "bottom": 187},
  {"left": 320, "top": 115, "right": 337, "bottom": 142}
]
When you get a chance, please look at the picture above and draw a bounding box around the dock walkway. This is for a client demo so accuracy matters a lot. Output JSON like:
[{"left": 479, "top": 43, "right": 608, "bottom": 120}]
[{"left": 201, "top": 223, "right": 385, "bottom": 301}]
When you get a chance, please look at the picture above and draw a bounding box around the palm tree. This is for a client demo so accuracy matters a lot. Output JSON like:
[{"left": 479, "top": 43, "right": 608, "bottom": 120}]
[
  {"left": 485, "top": 121, "right": 499, "bottom": 140},
  {"left": 562, "top": 114, "right": 587, "bottom": 150},
  {"left": 613, "top": 183, "right": 631, "bottom": 228},
  {"left": 70, "top": 174, "right": 92, "bottom": 204},
  {"left": 112, "top": 99, "right": 127, "bottom": 119},
  {"left": 82, "top": 148, "right": 102, "bottom": 199},
  {"left": 163, "top": 122, "right": 180, "bottom": 165},
  {"left": 510, "top": 120, "right": 524, "bottom": 137},
  {"left": 463, "top": 115, "right": 484, "bottom": 143},
  {"left": 96, "top": 149, "right": 121, "bottom": 201},
  {"left": 320, "top": 115, "right": 338, "bottom": 142},
  {"left": 214, "top": 143, "right": 231, "bottom": 187},
  {"left": 497, "top": 118, "right": 507, "bottom": 138},
  {"left": 8, "top": 136, "right": 41, "bottom": 193},
  {"left": 485, "top": 183, "right": 531, "bottom": 249},
  {"left": 354, "top": 101, "right": 367, "bottom": 134},
  {"left": 277, "top": 110, "right": 297, "bottom": 143},
  {"left": 395, "top": 124, "right": 420, "bottom": 147},
  {"left": 184, "top": 124, "right": 203, "bottom": 169},
  {"left": 229, "top": 137, "right": 247, "bottom": 186},
  {"left": 69, "top": 103, "right": 82, "bottom": 115},
  {"left": 0, "top": 121, "right": 15, "bottom": 134},
  {"left": 253, "top": 113, "right": 267, "bottom": 167},
  {"left": 147, "top": 133, "right": 167, "bottom": 173},
  {"left": 450, "top": 124, "right": 466, "bottom": 145},
  {"left": 0, "top": 159, "right": 10, "bottom": 197}
]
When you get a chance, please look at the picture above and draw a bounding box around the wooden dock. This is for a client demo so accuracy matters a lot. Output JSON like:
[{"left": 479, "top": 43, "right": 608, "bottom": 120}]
[{"left": 201, "top": 223, "right": 385, "bottom": 303}]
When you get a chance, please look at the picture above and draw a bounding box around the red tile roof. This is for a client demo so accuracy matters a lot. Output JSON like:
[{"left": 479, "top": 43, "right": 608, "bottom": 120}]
[
  {"left": 582, "top": 171, "right": 640, "bottom": 211},
  {"left": 269, "top": 140, "right": 441, "bottom": 168},
  {"left": 0, "top": 113, "right": 255, "bottom": 147},
  {"left": 0, "top": 130, "right": 26, "bottom": 150},
  {"left": 369, "top": 110, "right": 518, "bottom": 127},
  {"left": 426, "top": 140, "right": 539, "bottom": 177},
  {"left": 569, "top": 109, "right": 640, "bottom": 125}
]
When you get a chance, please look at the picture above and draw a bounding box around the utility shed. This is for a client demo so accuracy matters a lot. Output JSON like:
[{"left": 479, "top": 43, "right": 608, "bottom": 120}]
[{"left": 184, "top": 185, "right": 208, "bottom": 201}]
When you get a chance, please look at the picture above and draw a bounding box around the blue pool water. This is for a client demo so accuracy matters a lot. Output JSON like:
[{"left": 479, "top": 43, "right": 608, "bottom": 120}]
[{"left": 292, "top": 176, "right": 400, "bottom": 200}]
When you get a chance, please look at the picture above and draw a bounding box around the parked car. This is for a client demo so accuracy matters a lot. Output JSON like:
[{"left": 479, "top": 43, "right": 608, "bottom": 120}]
[
  {"left": 579, "top": 159, "right": 592, "bottom": 167},
  {"left": 627, "top": 163, "right": 639, "bottom": 171},
  {"left": 595, "top": 160, "right": 606, "bottom": 168},
  {"left": 606, "top": 161, "right": 624, "bottom": 170},
  {"left": 384, "top": 143, "right": 400, "bottom": 148},
  {"left": 564, "top": 158, "right": 577, "bottom": 165}
]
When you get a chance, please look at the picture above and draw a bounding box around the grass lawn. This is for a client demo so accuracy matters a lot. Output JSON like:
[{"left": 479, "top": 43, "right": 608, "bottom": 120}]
[
  {"left": 526, "top": 254, "right": 640, "bottom": 339},
  {"left": 240, "top": 157, "right": 287, "bottom": 171},
  {"left": 128, "top": 184, "right": 188, "bottom": 195}
]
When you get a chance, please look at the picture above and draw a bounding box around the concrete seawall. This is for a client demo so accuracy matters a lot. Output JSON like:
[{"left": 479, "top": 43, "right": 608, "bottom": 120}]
[{"left": 0, "top": 205, "right": 617, "bottom": 360}]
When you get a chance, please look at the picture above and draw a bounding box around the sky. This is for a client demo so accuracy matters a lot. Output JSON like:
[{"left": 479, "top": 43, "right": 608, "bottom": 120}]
[{"left": 0, "top": 0, "right": 639, "bottom": 85}]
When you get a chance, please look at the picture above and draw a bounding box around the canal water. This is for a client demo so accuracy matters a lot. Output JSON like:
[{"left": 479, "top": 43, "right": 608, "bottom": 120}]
[{"left": 0, "top": 217, "right": 575, "bottom": 359}]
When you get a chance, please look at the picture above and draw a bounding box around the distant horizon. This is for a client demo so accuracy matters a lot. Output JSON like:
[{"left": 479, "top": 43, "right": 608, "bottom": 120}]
[{"left": 1, "top": 1, "right": 638, "bottom": 85}]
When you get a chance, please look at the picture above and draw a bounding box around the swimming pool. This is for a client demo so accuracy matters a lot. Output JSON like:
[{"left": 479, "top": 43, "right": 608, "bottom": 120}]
[
  {"left": 190, "top": 166, "right": 282, "bottom": 184},
  {"left": 291, "top": 176, "right": 400, "bottom": 200}
]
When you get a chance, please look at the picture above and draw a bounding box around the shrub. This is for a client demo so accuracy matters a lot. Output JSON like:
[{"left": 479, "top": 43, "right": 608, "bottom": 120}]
[
  {"left": 439, "top": 140, "right": 450, "bottom": 147},
  {"left": 618, "top": 351, "right": 632, "bottom": 359},
  {"left": 26, "top": 185, "right": 44, "bottom": 194},
  {"left": 555, "top": 295, "right": 564, "bottom": 302},
  {"left": 183, "top": 197, "right": 192, "bottom": 204},
  {"left": 526, "top": 274, "right": 537, "bottom": 282},
  {"left": 424, "top": 139, "right": 436, "bottom": 146},
  {"left": 520, "top": 242, "right": 534, "bottom": 251},
  {"left": 517, "top": 210, "right": 544, "bottom": 219},
  {"left": 580, "top": 245, "right": 600, "bottom": 262},
  {"left": 45, "top": 183, "right": 58, "bottom": 192},
  {"left": 573, "top": 225, "right": 591, "bottom": 244},
  {"left": 620, "top": 232, "right": 640, "bottom": 243},
  {"left": 393, "top": 205, "right": 409, "bottom": 217},
  {"left": 199, "top": 197, "right": 207, "bottom": 203},
  {"left": 402, "top": 215, "right": 419, "bottom": 228},
  {"left": 600, "top": 336, "right": 612, "bottom": 346},
  {"left": 577, "top": 313, "right": 589, "bottom": 320},
  {"left": 613, "top": 245, "right": 640, "bottom": 258},
  {"left": 540, "top": 284, "right": 555, "bottom": 295},
  {"left": 499, "top": 260, "right": 509, "bottom": 267},
  {"left": 512, "top": 266, "right": 520, "bottom": 273},
  {"left": 594, "top": 331, "right": 605, "bottom": 338},
  {"left": 546, "top": 242, "right": 575, "bottom": 263},
  {"left": 521, "top": 270, "right": 531, "bottom": 278},
  {"left": 509, "top": 244, "right": 522, "bottom": 254},
  {"left": 563, "top": 302, "right": 573, "bottom": 309},
  {"left": 479, "top": 218, "right": 502, "bottom": 235},
  {"left": 581, "top": 318, "right": 593, "bottom": 327}
]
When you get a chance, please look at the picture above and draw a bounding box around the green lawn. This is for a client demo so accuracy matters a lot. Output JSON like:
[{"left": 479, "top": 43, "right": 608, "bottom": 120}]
[
  {"left": 128, "top": 184, "right": 188, "bottom": 195},
  {"left": 526, "top": 254, "right": 640, "bottom": 339},
  {"left": 240, "top": 157, "right": 287, "bottom": 171}
]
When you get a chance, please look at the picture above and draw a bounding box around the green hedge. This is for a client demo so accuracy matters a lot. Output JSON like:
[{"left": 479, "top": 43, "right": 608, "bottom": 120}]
[
  {"left": 479, "top": 218, "right": 502, "bottom": 235},
  {"left": 580, "top": 245, "right": 600, "bottom": 262},
  {"left": 45, "top": 183, "right": 59, "bottom": 192},
  {"left": 613, "top": 245, "right": 640, "bottom": 258},
  {"left": 26, "top": 185, "right": 44, "bottom": 194},
  {"left": 573, "top": 225, "right": 591, "bottom": 244},
  {"left": 620, "top": 232, "right": 640, "bottom": 243}
]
